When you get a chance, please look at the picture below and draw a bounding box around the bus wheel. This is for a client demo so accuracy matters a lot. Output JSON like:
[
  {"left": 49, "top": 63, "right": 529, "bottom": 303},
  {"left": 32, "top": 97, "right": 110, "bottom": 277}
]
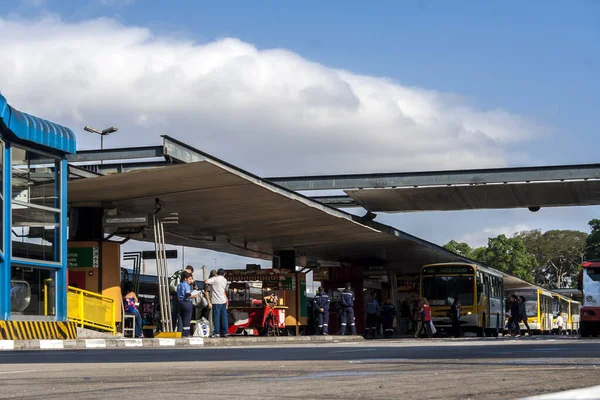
[
  {"left": 580, "top": 323, "right": 590, "bottom": 338},
  {"left": 477, "top": 326, "right": 485, "bottom": 337}
]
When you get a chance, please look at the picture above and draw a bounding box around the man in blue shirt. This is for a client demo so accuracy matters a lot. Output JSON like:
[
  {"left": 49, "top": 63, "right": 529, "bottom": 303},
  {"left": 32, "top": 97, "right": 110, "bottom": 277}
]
[
  {"left": 177, "top": 271, "right": 197, "bottom": 337},
  {"left": 313, "top": 287, "right": 330, "bottom": 335},
  {"left": 340, "top": 282, "right": 357, "bottom": 335}
]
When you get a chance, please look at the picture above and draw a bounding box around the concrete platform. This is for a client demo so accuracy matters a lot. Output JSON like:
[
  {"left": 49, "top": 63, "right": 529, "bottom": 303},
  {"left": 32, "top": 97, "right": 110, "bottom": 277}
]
[{"left": 0, "top": 335, "right": 364, "bottom": 351}]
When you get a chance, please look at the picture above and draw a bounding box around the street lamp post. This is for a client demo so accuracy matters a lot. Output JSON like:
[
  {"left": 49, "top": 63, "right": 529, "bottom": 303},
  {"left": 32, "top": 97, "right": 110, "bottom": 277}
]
[{"left": 84, "top": 126, "right": 118, "bottom": 164}]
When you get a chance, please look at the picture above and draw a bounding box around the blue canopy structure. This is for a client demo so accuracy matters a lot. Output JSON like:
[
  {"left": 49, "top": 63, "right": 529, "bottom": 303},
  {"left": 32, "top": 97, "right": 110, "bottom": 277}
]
[{"left": 0, "top": 93, "right": 76, "bottom": 154}]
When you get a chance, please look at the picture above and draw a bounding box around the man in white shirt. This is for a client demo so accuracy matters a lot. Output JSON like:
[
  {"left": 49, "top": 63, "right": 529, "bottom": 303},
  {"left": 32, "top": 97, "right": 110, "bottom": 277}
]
[
  {"left": 556, "top": 314, "right": 564, "bottom": 335},
  {"left": 205, "top": 268, "right": 229, "bottom": 338}
]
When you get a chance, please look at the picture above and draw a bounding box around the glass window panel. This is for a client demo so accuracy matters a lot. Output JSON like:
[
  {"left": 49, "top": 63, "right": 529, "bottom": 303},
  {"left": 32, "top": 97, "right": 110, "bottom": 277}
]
[
  {"left": 11, "top": 147, "right": 60, "bottom": 210},
  {"left": 11, "top": 266, "right": 56, "bottom": 317},
  {"left": 12, "top": 204, "right": 60, "bottom": 262},
  {"left": 0, "top": 141, "right": 4, "bottom": 253},
  {"left": 422, "top": 276, "right": 474, "bottom": 306}
]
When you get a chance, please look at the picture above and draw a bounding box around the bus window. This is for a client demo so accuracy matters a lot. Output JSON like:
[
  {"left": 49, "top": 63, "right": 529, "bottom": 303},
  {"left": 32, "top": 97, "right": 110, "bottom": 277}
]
[
  {"left": 476, "top": 272, "right": 484, "bottom": 302},
  {"left": 560, "top": 298, "right": 569, "bottom": 315},
  {"left": 514, "top": 290, "right": 538, "bottom": 317},
  {"left": 552, "top": 297, "right": 560, "bottom": 317},
  {"left": 422, "top": 275, "right": 474, "bottom": 306}
]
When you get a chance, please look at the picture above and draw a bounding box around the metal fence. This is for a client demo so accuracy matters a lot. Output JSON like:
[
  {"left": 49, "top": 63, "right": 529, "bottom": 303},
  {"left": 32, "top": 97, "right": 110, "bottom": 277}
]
[{"left": 67, "top": 286, "right": 117, "bottom": 335}]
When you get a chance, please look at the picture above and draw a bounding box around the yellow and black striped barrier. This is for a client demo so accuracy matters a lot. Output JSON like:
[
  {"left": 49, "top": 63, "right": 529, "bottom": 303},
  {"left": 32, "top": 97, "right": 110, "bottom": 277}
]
[{"left": 0, "top": 320, "right": 77, "bottom": 340}]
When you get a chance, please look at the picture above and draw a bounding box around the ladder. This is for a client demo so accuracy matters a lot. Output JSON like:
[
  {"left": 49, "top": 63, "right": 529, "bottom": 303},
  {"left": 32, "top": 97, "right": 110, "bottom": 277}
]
[{"left": 153, "top": 213, "right": 179, "bottom": 333}]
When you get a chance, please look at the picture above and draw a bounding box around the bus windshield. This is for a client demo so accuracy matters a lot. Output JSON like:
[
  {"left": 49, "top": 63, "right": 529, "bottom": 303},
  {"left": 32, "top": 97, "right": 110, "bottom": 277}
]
[
  {"left": 422, "top": 275, "right": 474, "bottom": 306},
  {"left": 513, "top": 290, "right": 538, "bottom": 317}
]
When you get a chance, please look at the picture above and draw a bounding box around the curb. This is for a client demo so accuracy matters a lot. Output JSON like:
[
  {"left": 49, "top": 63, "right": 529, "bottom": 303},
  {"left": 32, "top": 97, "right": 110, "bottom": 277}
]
[{"left": 0, "top": 335, "right": 363, "bottom": 351}]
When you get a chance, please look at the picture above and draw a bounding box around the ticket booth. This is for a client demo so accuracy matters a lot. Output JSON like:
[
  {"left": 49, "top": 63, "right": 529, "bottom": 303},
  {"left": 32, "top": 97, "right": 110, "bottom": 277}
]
[{"left": 0, "top": 94, "right": 77, "bottom": 339}]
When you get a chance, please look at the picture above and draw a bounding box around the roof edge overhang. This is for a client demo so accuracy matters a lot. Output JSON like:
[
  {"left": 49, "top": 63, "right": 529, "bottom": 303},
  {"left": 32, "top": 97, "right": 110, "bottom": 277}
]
[{"left": 0, "top": 93, "right": 76, "bottom": 154}]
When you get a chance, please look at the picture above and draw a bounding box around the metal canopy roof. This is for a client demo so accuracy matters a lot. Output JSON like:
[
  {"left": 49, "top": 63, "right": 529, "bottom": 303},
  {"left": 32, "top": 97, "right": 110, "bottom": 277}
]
[
  {"left": 345, "top": 180, "right": 600, "bottom": 212},
  {"left": 0, "top": 94, "right": 76, "bottom": 154},
  {"left": 68, "top": 145, "right": 472, "bottom": 272}
]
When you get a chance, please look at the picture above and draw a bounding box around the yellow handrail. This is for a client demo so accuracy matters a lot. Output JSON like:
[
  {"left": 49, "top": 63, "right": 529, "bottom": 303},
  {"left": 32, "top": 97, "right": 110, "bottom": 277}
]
[{"left": 67, "top": 286, "right": 117, "bottom": 335}]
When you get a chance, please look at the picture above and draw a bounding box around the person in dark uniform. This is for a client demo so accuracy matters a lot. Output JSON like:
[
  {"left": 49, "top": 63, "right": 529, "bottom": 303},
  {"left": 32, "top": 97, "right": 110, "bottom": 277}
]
[
  {"left": 313, "top": 287, "right": 330, "bottom": 335},
  {"left": 450, "top": 295, "right": 462, "bottom": 338},
  {"left": 177, "top": 271, "right": 198, "bottom": 337},
  {"left": 364, "top": 293, "right": 379, "bottom": 338},
  {"left": 340, "top": 282, "right": 357, "bottom": 335},
  {"left": 518, "top": 296, "right": 532, "bottom": 336},
  {"left": 509, "top": 294, "right": 521, "bottom": 337},
  {"left": 380, "top": 298, "right": 397, "bottom": 339}
]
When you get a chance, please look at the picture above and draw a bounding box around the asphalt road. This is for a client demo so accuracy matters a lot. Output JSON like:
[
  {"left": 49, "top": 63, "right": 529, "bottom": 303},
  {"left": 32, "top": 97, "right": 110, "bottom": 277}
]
[{"left": 1, "top": 336, "right": 600, "bottom": 400}]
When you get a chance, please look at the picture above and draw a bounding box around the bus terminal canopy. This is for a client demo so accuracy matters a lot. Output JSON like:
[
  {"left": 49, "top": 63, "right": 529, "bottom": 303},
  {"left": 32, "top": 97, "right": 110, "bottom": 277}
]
[{"left": 68, "top": 146, "right": 474, "bottom": 273}]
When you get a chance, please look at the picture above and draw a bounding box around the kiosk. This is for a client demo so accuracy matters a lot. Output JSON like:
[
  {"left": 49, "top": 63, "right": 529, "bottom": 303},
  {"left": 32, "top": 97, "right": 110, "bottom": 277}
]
[{"left": 0, "top": 94, "right": 77, "bottom": 339}]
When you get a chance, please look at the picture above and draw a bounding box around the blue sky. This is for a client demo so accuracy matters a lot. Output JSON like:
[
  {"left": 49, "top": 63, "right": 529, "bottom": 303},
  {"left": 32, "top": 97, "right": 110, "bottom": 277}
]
[{"left": 2, "top": 0, "right": 599, "bottom": 270}]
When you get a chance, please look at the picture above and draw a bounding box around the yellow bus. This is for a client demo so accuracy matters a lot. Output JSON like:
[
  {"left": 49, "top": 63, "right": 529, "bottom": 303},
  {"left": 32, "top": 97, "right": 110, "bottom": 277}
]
[
  {"left": 552, "top": 294, "right": 570, "bottom": 334},
  {"left": 507, "top": 287, "right": 553, "bottom": 334},
  {"left": 420, "top": 263, "right": 504, "bottom": 337},
  {"left": 570, "top": 300, "right": 581, "bottom": 334}
]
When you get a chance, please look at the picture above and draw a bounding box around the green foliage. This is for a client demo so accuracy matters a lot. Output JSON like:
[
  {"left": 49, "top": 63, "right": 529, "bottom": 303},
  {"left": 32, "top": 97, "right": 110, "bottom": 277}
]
[
  {"left": 443, "top": 220, "right": 600, "bottom": 289},
  {"left": 585, "top": 219, "right": 600, "bottom": 261},
  {"left": 443, "top": 240, "right": 475, "bottom": 259},
  {"left": 516, "top": 229, "right": 587, "bottom": 288},
  {"left": 474, "top": 234, "right": 536, "bottom": 282}
]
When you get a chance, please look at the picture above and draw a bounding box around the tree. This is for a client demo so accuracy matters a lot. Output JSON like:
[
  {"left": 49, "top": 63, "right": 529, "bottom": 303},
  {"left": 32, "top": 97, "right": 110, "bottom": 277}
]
[
  {"left": 516, "top": 229, "right": 588, "bottom": 289},
  {"left": 475, "top": 234, "right": 536, "bottom": 282},
  {"left": 585, "top": 219, "right": 600, "bottom": 260},
  {"left": 443, "top": 240, "right": 475, "bottom": 259}
]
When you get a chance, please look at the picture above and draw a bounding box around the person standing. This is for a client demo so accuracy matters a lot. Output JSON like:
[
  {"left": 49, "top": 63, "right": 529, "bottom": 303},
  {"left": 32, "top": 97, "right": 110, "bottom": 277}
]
[
  {"left": 509, "top": 295, "right": 521, "bottom": 337},
  {"left": 364, "top": 293, "right": 379, "bottom": 338},
  {"left": 176, "top": 271, "right": 197, "bottom": 337},
  {"left": 556, "top": 313, "right": 564, "bottom": 335},
  {"left": 418, "top": 298, "right": 433, "bottom": 338},
  {"left": 518, "top": 296, "right": 532, "bottom": 336},
  {"left": 400, "top": 300, "right": 411, "bottom": 335},
  {"left": 313, "top": 287, "right": 330, "bottom": 335},
  {"left": 205, "top": 268, "right": 229, "bottom": 338},
  {"left": 450, "top": 295, "right": 462, "bottom": 338},
  {"left": 170, "top": 265, "right": 196, "bottom": 332},
  {"left": 340, "top": 282, "right": 357, "bottom": 335},
  {"left": 380, "top": 298, "right": 397, "bottom": 339}
]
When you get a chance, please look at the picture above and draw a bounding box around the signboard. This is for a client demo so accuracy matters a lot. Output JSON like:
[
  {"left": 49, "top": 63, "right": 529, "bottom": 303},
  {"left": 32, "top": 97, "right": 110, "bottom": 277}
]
[
  {"left": 422, "top": 266, "right": 473, "bottom": 275},
  {"left": 284, "top": 276, "right": 297, "bottom": 291},
  {"left": 141, "top": 250, "right": 178, "bottom": 260},
  {"left": 68, "top": 247, "right": 99, "bottom": 268},
  {"left": 225, "top": 270, "right": 285, "bottom": 283}
]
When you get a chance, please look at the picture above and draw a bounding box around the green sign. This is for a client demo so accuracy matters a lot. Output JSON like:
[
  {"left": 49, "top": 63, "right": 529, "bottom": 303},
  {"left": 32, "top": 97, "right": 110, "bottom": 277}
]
[
  {"left": 284, "top": 276, "right": 296, "bottom": 291},
  {"left": 68, "top": 247, "right": 99, "bottom": 268},
  {"left": 300, "top": 279, "right": 307, "bottom": 318}
]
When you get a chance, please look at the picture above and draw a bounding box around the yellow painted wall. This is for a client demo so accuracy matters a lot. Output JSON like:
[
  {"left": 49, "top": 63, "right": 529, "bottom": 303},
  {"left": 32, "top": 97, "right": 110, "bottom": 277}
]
[{"left": 68, "top": 241, "right": 122, "bottom": 323}]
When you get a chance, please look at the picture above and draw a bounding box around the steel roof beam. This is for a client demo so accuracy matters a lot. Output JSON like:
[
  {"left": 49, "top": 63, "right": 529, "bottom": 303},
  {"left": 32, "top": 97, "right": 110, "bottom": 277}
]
[
  {"left": 310, "top": 195, "right": 358, "bottom": 208},
  {"left": 66, "top": 145, "right": 165, "bottom": 163},
  {"left": 267, "top": 163, "right": 600, "bottom": 191}
]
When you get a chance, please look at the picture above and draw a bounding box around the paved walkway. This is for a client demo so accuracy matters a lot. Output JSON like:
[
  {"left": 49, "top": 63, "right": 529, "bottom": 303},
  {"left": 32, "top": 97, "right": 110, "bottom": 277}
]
[{"left": 0, "top": 334, "right": 364, "bottom": 351}]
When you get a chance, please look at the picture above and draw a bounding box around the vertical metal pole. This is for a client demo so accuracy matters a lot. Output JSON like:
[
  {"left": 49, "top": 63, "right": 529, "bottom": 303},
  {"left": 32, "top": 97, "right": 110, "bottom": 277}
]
[
  {"left": 160, "top": 221, "right": 172, "bottom": 330},
  {"left": 153, "top": 215, "right": 168, "bottom": 332},
  {"left": 296, "top": 272, "right": 300, "bottom": 336}
]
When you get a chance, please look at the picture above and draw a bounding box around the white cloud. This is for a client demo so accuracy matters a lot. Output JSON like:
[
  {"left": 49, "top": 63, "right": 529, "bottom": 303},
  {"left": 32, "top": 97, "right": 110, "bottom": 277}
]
[
  {"left": 0, "top": 16, "right": 543, "bottom": 176},
  {"left": 457, "top": 224, "right": 532, "bottom": 248}
]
